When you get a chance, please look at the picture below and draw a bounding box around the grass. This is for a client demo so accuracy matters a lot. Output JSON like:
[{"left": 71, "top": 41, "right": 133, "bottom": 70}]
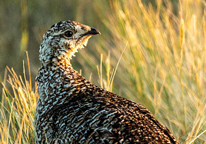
[
  {"left": 1, "top": 0, "right": 206, "bottom": 143},
  {"left": 0, "top": 53, "right": 37, "bottom": 144}
]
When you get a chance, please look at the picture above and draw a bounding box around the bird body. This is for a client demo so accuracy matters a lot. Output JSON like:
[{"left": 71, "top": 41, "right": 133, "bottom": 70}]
[{"left": 35, "top": 20, "right": 177, "bottom": 143}]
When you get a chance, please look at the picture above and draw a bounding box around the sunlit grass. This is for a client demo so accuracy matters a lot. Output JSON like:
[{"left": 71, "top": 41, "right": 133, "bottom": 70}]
[
  {"left": 0, "top": 54, "right": 37, "bottom": 144},
  {"left": 0, "top": 0, "right": 206, "bottom": 143},
  {"left": 92, "top": 0, "right": 206, "bottom": 143}
]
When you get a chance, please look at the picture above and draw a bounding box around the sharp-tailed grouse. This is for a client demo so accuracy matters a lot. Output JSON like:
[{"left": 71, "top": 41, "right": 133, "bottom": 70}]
[{"left": 35, "top": 20, "right": 177, "bottom": 144}]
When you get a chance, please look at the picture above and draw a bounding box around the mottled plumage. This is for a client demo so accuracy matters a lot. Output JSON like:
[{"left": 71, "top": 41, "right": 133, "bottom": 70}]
[{"left": 35, "top": 20, "right": 177, "bottom": 144}]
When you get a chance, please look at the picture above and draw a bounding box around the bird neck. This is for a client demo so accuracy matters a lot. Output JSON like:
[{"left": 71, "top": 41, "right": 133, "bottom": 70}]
[
  {"left": 35, "top": 57, "right": 82, "bottom": 117},
  {"left": 37, "top": 53, "right": 77, "bottom": 84},
  {"left": 51, "top": 57, "right": 72, "bottom": 68},
  {"left": 39, "top": 39, "right": 78, "bottom": 67}
]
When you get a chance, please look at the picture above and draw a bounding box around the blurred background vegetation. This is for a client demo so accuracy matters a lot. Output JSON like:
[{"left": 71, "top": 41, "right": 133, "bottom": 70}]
[{"left": 1, "top": 0, "right": 206, "bottom": 143}]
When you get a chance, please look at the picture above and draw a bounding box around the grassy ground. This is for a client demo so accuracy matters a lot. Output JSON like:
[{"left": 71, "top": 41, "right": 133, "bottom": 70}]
[{"left": 1, "top": 0, "right": 206, "bottom": 143}]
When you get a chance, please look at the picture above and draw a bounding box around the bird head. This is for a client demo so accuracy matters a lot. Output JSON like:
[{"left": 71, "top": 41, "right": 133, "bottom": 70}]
[{"left": 39, "top": 20, "right": 100, "bottom": 65}]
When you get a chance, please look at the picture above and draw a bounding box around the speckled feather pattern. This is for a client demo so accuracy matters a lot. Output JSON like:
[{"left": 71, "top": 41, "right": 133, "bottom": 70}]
[{"left": 35, "top": 20, "right": 177, "bottom": 144}]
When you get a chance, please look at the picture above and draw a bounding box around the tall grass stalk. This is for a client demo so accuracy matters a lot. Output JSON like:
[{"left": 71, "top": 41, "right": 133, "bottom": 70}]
[{"left": 0, "top": 54, "right": 37, "bottom": 144}]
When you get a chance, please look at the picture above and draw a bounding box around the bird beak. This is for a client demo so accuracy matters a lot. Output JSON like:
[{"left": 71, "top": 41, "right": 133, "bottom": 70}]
[{"left": 82, "top": 28, "right": 101, "bottom": 36}]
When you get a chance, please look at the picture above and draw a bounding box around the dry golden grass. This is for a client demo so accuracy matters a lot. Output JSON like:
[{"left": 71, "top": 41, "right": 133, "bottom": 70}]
[
  {"left": 1, "top": 53, "right": 37, "bottom": 144},
  {"left": 0, "top": 0, "right": 206, "bottom": 143}
]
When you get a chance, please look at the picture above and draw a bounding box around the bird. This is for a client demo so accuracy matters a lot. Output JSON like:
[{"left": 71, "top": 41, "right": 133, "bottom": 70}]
[{"left": 35, "top": 20, "right": 177, "bottom": 144}]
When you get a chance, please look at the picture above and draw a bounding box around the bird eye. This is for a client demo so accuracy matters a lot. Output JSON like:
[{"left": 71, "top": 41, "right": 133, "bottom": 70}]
[{"left": 64, "top": 31, "right": 73, "bottom": 37}]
